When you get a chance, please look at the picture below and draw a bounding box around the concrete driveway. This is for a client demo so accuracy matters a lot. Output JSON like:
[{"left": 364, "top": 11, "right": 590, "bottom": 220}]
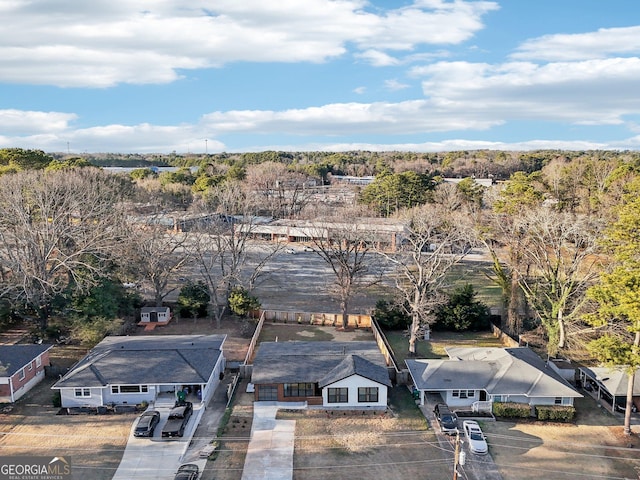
[
  {"left": 241, "top": 402, "right": 305, "bottom": 480},
  {"left": 419, "top": 402, "right": 503, "bottom": 480},
  {"left": 112, "top": 404, "right": 207, "bottom": 480}
]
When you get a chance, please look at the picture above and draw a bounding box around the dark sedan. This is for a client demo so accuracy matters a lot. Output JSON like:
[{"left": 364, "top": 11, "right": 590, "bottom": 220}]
[
  {"left": 174, "top": 464, "right": 199, "bottom": 480},
  {"left": 134, "top": 410, "right": 160, "bottom": 438}
]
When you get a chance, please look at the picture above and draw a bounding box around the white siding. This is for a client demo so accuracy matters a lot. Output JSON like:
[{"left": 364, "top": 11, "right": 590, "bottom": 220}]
[
  {"left": 59, "top": 387, "right": 104, "bottom": 407},
  {"left": 321, "top": 374, "right": 387, "bottom": 408},
  {"left": 442, "top": 389, "right": 479, "bottom": 408}
]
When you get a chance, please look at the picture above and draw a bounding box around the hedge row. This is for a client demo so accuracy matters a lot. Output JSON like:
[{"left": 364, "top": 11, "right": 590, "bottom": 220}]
[
  {"left": 492, "top": 402, "right": 531, "bottom": 418},
  {"left": 535, "top": 405, "right": 575, "bottom": 422},
  {"left": 492, "top": 402, "right": 575, "bottom": 422}
]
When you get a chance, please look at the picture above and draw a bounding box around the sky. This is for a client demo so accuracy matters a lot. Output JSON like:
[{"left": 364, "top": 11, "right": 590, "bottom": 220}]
[{"left": 2, "top": 0, "right": 640, "bottom": 154}]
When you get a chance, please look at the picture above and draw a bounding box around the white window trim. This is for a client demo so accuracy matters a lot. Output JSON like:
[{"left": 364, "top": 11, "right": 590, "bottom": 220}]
[
  {"left": 74, "top": 388, "right": 91, "bottom": 398},
  {"left": 36, "top": 356, "right": 42, "bottom": 368},
  {"left": 111, "top": 385, "right": 149, "bottom": 394},
  {"left": 18, "top": 369, "right": 25, "bottom": 380}
]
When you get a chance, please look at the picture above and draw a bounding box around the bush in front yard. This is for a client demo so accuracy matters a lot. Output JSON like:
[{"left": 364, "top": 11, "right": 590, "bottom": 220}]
[
  {"left": 492, "top": 402, "right": 531, "bottom": 418},
  {"left": 535, "top": 405, "right": 575, "bottom": 422}
]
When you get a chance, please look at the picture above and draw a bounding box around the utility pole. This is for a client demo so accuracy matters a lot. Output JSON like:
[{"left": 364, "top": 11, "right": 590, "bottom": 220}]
[
  {"left": 453, "top": 431, "right": 460, "bottom": 480},
  {"left": 453, "top": 430, "right": 465, "bottom": 480}
]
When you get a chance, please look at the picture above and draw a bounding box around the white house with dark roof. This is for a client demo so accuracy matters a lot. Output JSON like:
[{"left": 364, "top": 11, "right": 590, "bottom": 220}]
[
  {"left": 0, "top": 344, "right": 53, "bottom": 403},
  {"left": 52, "top": 335, "right": 226, "bottom": 408},
  {"left": 251, "top": 341, "right": 391, "bottom": 409},
  {"left": 406, "top": 347, "right": 581, "bottom": 410}
]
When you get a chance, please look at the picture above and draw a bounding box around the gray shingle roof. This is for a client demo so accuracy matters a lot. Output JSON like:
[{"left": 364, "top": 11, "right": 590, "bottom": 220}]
[
  {"left": 318, "top": 354, "right": 392, "bottom": 388},
  {"left": 251, "top": 341, "right": 389, "bottom": 386},
  {"left": 52, "top": 335, "right": 225, "bottom": 388},
  {"left": 0, "top": 344, "right": 53, "bottom": 377},
  {"left": 406, "top": 347, "right": 581, "bottom": 399},
  {"left": 579, "top": 366, "right": 640, "bottom": 396}
]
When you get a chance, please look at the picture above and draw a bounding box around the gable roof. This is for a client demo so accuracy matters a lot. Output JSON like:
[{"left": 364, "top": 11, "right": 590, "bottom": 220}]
[
  {"left": 406, "top": 347, "right": 581, "bottom": 399},
  {"left": 579, "top": 366, "right": 640, "bottom": 397},
  {"left": 251, "top": 341, "right": 389, "bottom": 386},
  {"left": 319, "top": 354, "right": 392, "bottom": 388},
  {"left": 0, "top": 344, "right": 53, "bottom": 377},
  {"left": 52, "top": 335, "right": 225, "bottom": 389}
]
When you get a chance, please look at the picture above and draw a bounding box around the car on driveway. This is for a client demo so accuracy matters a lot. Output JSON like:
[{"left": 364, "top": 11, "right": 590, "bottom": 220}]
[
  {"left": 463, "top": 420, "right": 488, "bottom": 455},
  {"left": 134, "top": 410, "right": 160, "bottom": 438},
  {"left": 162, "top": 402, "right": 193, "bottom": 438},
  {"left": 433, "top": 403, "right": 458, "bottom": 435},
  {"left": 174, "top": 463, "right": 199, "bottom": 480}
]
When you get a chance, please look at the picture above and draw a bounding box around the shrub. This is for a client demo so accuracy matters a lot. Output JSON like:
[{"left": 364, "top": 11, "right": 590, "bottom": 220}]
[
  {"left": 373, "top": 299, "right": 411, "bottom": 330},
  {"left": 535, "top": 405, "right": 575, "bottom": 422},
  {"left": 52, "top": 391, "right": 61, "bottom": 408},
  {"left": 492, "top": 402, "right": 531, "bottom": 418}
]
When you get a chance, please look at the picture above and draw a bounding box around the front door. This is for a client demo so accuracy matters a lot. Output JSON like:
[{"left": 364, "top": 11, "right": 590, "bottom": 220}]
[{"left": 479, "top": 390, "right": 487, "bottom": 401}]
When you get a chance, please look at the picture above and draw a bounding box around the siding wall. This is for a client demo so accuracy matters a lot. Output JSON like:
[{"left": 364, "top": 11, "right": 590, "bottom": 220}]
[{"left": 321, "top": 375, "right": 388, "bottom": 408}]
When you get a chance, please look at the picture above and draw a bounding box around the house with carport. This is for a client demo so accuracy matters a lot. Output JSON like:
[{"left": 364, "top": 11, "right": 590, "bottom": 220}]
[
  {"left": 0, "top": 344, "right": 53, "bottom": 403},
  {"left": 251, "top": 341, "right": 391, "bottom": 409},
  {"left": 406, "top": 347, "right": 581, "bottom": 412},
  {"left": 578, "top": 366, "right": 640, "bottom": 413},
  {"left": 52, "top": 335, "right": 225, "bottom": 408}
]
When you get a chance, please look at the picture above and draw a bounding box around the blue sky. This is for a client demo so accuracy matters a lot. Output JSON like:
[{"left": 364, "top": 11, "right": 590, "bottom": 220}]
[{"left": 2, "top": 0, "right": 640, "bottom": 154}]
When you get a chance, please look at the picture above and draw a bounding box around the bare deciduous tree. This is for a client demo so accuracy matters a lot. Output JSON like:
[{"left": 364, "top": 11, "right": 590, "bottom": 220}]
[
  {"left": 381, "top": 205, "right": 471, "bottom": 354},
  {"left": 0, "top": 169, "right": 129, "bottom": 328},
  {"left": 307, "top": 215, "right": 380, "bottom": 329}
]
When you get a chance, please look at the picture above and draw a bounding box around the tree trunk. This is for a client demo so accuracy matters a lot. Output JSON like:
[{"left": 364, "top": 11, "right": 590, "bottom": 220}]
[
  {"left": 557, "top": 309, "right": 566, "bottom": 350},
  {"left": 508, "top": 273, "right": 521, "bottom": 336},
  {"left": 340, "top": 297, "right": 348, "bottom": 329},
  {"left": 409, "top": 313, "right": 420, "bottom": 355}
]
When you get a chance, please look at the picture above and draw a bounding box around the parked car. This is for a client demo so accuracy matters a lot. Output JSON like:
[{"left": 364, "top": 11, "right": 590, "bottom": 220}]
[
  {"left": 134, "top": 410, "right": 160, "bottom": 438},
  {"left": 162, "top": 402, "right": 193, "bottom": 438},
  {"left": 284, "top": 248, "right": 296, "bottom": 254},
  {"left": 174, "top": 463, "right": 199, "bottom": 480},
  {"left": 302, "top": 246, "right": 314, "bottom": 252},
  {"left": 463, "top": 420, "right": 488, "bottom": 455},
  {"left": 433, "top": 403, "right": 459, "bottom": 435}
]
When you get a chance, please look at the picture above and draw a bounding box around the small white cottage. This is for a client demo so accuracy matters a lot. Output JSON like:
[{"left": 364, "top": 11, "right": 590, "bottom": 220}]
[{"left": 140, "top": 306, "right": 171, "bottom": 324}]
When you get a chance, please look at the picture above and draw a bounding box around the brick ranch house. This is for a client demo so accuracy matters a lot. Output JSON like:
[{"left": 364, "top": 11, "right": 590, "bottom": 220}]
[{"left": 0, "top": 344, "right": 53, "bottom": 403}]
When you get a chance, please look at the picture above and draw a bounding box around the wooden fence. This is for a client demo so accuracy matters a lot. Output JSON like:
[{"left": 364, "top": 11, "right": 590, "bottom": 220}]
[{"left": 258, "top": 309, "right": 372, "bottom": 328}]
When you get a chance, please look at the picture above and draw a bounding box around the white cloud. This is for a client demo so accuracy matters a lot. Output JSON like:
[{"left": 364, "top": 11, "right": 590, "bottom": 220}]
[
  {"left": 353, "top": 86, "right": 367, "bottom": 94},
  {"left": 0, "top": 0, "right": 497, "bottom": 87},
  {"left": 0, "top": 109, "right": 77, "bottom": 134},
  {"left": 512, "top": 26, "right": 640, "bottom": 61},
  {"left": 384, "top": 79, "right": 410, "bottom": 91},
  {"left": 355, "top": 49, "right": 400, "bottom": 67},
  {"left": 415, "top": 57, "right": 640, "bottom": 125}
]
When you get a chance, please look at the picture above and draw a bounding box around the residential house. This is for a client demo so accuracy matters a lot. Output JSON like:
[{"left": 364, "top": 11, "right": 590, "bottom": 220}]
[
  {"left": 52, "top": 335, "right": 225, "bottom": 408},
  {"left": 0, "top": 344, "right": 53, "bottom": 403},
  {"left": 406, "top": 347, "right": 581, "bottom": 411},
  {"left": 579, "top": 366, "right": 640, "bottom": 413},
  {"left": 250, "top": 341, "right": 391, "bottom": 409}
]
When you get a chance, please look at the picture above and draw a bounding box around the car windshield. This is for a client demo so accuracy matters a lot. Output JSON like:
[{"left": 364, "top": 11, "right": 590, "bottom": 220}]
[
  {"left": 442, "top": 415, "right": 455, "bottom": 423},
  {"left": 469, "top": 431, "right": 483, "bottom": 441}
]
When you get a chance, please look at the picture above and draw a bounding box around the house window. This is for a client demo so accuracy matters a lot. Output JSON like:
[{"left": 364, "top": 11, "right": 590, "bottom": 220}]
[
  {"left": 74, "top": 388, "right": 91, "bottom": 398},
  {"left": 27, "top": 363, "right": 33, "bottom": 371},
  {"left": 453, "top": 389, "right": 474, "bottom": 398},
  {"left": 257, "top": 385, "right": 278, "bottom": 401},
  {"left": 18, "top": 369, "right": 25, "bottom": 381},
  {"left": 452, "top": 390, "right": 459, "bottom": 397},
  {"left": 111, "top": 385, "right": 148, "bottom": 394},
  {"left": 36, "top": 356, "right": 42, "bottom": 368},
  {"left": 358, "top": 387, "right": 379, "bottom": 403},
  {"left": 284, "top": 383, "right": 315, "bottom": 397},
  {"left": 327, "top": 387, "right": 348, "bottom": 403},
  {"left": 554, "top": 397, "right": 563, "bottom": 405}
]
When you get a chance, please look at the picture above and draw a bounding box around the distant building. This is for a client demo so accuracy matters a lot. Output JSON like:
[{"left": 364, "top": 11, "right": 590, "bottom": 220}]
[{"left": 0, "top": 344, "right": 53, "bottom": 403}]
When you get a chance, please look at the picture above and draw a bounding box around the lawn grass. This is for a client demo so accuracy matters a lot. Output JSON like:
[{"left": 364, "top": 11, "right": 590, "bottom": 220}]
[{"left": 446, "top": 261, "right": 503, "bottom": 307}]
